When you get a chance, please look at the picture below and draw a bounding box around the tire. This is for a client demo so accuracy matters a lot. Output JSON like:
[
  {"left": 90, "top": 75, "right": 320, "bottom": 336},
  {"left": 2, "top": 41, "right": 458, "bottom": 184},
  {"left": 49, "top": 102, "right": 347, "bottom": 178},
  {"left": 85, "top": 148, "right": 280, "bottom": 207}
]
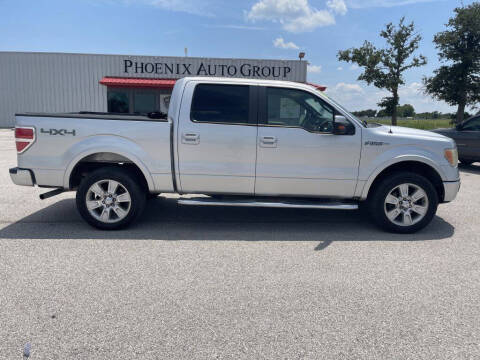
[
  {"left": 459, "top": 159, "right": 474, "bottom": 165},
  {"left": 368, "top": 172, "right": 438, "bottom": 233},
  {"left": 76, "top": 167, "right": 147, "bottom": 230}
]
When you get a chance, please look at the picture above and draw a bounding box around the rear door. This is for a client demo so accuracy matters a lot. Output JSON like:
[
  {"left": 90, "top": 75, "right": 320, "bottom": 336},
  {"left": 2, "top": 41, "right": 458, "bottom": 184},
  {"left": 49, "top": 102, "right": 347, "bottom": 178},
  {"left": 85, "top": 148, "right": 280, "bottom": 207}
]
[
  {"left": 255, "top": 86, "right": 361, "bottom": 198},
  {"left": 176, "top": 81, "right": 258, "bottom": 194}
]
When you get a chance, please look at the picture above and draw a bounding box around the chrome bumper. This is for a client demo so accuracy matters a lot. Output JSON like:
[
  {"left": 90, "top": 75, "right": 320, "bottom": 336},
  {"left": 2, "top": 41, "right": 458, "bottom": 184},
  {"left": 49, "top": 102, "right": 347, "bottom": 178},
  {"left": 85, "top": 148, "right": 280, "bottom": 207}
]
[
  {"left": 9, "top": 167, "right": 35, "bottom": 186},
  {"left": 443, "top": 180, "right": 460, "bottom": 203}
]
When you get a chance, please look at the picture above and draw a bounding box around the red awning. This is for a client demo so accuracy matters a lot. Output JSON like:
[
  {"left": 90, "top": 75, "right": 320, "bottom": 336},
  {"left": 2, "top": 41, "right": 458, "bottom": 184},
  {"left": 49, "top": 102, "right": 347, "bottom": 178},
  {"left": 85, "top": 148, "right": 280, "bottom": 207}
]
[
  {"left": 306, "top": 82, "right": 327, "bottom": 91},
  {"left": 99, "top": 77, "right": 325, "bottom": 91},
  {"left": 99, "top": 77, "right": 177, "bottom": 89}
]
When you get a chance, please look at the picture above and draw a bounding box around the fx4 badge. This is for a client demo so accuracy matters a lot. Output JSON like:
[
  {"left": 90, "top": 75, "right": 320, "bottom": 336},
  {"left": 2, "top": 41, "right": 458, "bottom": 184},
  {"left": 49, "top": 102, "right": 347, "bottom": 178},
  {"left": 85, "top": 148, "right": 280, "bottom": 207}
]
[
  {"left": 40, "top": 128, "right": 76, "bottom": 136},
  {"left": 364, "top": 141, "right": 389, "bottom": 146}
]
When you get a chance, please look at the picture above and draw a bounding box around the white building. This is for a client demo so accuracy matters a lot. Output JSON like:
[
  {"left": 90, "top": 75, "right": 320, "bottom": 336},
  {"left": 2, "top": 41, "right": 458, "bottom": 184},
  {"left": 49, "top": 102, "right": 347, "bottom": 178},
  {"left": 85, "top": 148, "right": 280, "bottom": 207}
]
[{"left": 0, "top": 51, "right": 317, "bottom": 128}]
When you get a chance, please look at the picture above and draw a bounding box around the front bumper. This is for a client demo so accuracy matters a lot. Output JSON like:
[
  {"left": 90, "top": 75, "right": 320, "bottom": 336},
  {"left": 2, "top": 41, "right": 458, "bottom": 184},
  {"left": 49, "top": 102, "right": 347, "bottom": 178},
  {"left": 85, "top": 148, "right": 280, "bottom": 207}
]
[
  {"left": 9, "top": 167, "right": 35, "bottom": 186},
  {"left": 443, "top": 180, "right": 460, "bottom": 202}
]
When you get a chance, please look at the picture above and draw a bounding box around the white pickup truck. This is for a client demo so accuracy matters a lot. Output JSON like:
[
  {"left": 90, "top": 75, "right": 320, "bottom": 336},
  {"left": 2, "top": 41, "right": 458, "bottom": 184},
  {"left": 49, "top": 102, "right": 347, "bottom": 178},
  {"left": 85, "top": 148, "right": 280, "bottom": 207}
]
[{"left": 10, "top": 77, "right": 460, "bottom": 233}]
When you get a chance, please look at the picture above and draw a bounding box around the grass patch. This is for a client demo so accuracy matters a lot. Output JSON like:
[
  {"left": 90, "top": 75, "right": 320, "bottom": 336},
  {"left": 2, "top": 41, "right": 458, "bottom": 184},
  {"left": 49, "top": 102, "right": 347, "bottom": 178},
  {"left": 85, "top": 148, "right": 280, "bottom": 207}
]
[{"left": 367, "top": 118, "right": 453, "bottom": 130}]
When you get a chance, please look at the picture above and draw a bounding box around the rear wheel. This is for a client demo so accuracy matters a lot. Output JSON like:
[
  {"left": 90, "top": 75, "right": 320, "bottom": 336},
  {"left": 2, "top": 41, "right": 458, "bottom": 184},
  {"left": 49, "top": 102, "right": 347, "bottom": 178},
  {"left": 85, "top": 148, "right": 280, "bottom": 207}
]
[
  {"left": 369, "top": 172, "right": 438, "bottom": 233},
  {"left": 76, "top": 167, "right": 146, "bottom": 230}
]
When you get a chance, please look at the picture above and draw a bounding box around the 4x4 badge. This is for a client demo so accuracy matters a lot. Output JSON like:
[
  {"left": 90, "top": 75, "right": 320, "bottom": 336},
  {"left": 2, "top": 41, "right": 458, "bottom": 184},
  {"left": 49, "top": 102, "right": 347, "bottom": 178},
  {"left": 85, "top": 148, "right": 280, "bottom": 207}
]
[{"left": 40, "top": 128, "right": 76, "bottom": 136}]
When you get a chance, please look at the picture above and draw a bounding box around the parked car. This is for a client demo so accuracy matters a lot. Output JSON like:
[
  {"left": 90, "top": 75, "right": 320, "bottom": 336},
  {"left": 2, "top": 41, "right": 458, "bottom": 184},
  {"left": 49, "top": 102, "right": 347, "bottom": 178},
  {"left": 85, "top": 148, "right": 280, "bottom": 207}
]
[
  {"left": 10, "top": 77, "right": 460, "bottom": 233},
  {"left": 432, "top": 116, "right": 480, "bottom": 165}
]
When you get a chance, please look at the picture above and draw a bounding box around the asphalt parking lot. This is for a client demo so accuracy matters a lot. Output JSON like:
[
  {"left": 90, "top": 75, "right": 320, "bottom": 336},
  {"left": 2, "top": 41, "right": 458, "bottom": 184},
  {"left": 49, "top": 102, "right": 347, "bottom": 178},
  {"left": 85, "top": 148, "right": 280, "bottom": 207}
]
[{"left": 0, "top": 128, "right": 479, "bottom": 359}]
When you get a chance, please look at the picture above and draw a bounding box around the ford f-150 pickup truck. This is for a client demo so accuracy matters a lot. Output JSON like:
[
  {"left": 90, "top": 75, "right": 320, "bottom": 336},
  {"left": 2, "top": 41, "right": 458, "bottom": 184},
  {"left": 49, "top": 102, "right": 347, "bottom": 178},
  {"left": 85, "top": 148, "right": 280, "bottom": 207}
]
[{"left": 10, "top": 77, "right": 460, "bottom": 233}]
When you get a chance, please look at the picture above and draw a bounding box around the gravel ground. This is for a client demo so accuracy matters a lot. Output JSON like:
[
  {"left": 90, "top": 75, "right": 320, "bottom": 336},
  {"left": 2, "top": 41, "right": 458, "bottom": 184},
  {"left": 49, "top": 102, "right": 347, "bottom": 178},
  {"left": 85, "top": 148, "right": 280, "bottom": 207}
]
[{"left": 0, "top": 128, "right": 479, "bottom": 359}]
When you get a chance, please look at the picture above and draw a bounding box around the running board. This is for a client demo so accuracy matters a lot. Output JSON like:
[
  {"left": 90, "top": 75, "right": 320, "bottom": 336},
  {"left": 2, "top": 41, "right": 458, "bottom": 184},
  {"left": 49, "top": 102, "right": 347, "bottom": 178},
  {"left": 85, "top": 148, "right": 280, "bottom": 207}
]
[{"left": 177, "top": 197, "right": 359, "bottom": 210}]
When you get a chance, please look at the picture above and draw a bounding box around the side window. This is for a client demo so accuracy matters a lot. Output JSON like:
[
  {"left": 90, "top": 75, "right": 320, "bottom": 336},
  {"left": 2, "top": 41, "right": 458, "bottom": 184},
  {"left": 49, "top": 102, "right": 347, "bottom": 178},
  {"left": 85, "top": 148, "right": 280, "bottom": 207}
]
[
  {"left": 266, "top": 87, "right": 334, "bottom": 133},
  {"left": 191, "top": 84, "right": 250, "bottom": 124},
  {"left": 463, "top": 117, "right": 480, "bottom": 131}
]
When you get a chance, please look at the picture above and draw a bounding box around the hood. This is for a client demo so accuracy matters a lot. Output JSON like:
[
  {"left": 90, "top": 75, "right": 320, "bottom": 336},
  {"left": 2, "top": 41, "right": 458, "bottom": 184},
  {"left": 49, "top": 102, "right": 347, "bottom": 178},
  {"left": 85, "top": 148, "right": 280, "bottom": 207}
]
[{"left": 376, "top": 125, "right": 450, "bottom": 140}]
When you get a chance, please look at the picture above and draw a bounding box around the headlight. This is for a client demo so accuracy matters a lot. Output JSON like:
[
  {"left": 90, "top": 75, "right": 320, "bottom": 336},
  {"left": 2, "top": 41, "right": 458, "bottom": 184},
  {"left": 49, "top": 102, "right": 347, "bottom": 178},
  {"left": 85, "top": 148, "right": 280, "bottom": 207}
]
[{"left": 444, "top": 148, "right": 458, "bottom": 167}]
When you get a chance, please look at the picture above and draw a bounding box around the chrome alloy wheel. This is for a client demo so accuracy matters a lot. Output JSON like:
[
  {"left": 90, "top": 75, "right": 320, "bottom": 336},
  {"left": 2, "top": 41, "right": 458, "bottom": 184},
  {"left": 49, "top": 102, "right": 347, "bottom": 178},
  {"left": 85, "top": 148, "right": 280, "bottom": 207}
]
[
  {"left": 85, "top": 179, "right": 132, "bottom": 223},
  {"left": 383, "top": 183, "right": 429, "bottom": 227}
]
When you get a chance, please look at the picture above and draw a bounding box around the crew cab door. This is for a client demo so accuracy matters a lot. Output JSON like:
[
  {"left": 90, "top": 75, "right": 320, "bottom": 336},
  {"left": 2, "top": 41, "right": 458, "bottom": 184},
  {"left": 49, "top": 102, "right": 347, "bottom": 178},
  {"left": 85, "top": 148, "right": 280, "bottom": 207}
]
[
  {"left": 176, "top": 81, "right": 258, "bottom": 194},
  {"left": 255, "top": 86, "right": 361, "bottom": 198}
]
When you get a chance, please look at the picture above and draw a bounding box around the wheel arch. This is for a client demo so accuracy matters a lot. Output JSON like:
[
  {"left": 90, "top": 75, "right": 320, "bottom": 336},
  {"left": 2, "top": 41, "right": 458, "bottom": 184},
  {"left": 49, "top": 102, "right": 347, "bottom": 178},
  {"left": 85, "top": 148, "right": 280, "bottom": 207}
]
[
  {"left": 65, "top": 151, "right": 153, "bottom": 192},
  {"left": 361, "top": 159, "right": 445, "bottom": 202},
  {"left": 62, "top": 135, "right": 156, "bottom": 192}
]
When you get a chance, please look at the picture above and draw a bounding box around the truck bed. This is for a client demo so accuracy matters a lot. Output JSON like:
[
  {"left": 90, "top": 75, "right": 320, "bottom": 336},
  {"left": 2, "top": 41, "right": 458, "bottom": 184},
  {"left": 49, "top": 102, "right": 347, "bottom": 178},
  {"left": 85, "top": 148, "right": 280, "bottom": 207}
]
[{"left": 14, "top": 113, "right": 174, "bottom": 192}]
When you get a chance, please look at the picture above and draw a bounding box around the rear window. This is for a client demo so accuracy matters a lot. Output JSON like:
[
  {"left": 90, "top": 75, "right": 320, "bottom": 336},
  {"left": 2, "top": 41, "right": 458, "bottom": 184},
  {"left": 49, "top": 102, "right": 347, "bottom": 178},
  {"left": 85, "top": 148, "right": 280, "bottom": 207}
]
[{"left": 190, "top": 84, "right": 250, "bottom": 124}]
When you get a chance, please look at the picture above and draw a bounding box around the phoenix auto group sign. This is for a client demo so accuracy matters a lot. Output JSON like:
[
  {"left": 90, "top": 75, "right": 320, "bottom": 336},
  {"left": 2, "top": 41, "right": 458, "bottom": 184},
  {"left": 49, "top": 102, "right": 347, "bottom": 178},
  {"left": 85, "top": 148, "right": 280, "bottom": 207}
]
[{"left": 123, "top": 59, "right": 297, "bottom": 80}]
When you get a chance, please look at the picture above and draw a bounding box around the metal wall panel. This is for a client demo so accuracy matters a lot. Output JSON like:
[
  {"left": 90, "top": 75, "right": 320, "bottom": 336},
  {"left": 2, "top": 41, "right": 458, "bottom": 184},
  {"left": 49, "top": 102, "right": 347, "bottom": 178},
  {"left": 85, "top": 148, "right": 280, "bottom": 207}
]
[{"left": 0, "top": 52, "right": 307, "bottom": 127}]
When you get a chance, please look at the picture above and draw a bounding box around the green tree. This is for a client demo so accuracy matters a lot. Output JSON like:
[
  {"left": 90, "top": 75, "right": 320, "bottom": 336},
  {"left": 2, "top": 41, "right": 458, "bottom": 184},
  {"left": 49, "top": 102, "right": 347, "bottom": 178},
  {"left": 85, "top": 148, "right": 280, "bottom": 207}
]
[
  {"left": 352, "top": 109, "right": 377, "bottom": 117},
  {"left": 337, "top": 17, "right": 427, "bottom": 125},
  {"left": 397, "top": 104, "right": 415, "bottom": 117},
  {"left": 378, "top": 103, "right": 415, "bottom": 118},
  {"left": 377, "top": 109, "right": 389, "bottom": 118},
  {"left": 450, "top": 111, "right": 471, "bottom": 120},
  {"left": 423, "top": 2, "right": 480, "bottom": 124}
]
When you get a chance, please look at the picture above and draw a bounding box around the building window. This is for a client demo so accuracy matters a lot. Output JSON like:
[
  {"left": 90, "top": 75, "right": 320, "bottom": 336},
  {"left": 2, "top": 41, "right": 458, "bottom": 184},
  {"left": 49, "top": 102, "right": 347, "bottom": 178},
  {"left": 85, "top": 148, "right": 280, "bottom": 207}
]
[
  {"left": 133, "top": 92, "right": 157, "bottom": 114},
  {"left": 107, "top": 88, "right": 171, "bottom": 114},
  {"left": 107, "top": 90, "right": 130, "bottom": 113},
  {"left": 190, "top": 84, "right": 250, "bottom": 124}
]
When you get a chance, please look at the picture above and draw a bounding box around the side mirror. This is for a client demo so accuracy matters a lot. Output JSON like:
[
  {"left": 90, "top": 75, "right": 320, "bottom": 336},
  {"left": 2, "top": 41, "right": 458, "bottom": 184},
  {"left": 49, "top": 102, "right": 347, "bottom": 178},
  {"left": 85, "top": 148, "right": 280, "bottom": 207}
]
[
  {"left": 333, "top": 115, "right": 355, "bottom": 135},
  {"left": 455, "top": 123, "right": 463, "bottom": 131}
]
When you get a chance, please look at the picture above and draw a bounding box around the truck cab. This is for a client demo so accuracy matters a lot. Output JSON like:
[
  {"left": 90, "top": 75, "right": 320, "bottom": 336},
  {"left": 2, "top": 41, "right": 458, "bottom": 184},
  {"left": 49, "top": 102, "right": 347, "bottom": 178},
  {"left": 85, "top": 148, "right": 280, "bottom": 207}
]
[{"left": 172, "top": 78, "right": 360, "bottom": 198}]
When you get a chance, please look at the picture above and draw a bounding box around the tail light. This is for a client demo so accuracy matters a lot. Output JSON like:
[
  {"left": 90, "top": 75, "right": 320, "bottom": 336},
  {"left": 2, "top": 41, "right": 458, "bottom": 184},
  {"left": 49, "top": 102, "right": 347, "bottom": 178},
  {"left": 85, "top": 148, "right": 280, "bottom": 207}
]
[{"left": 15, "top": 127, "right": 35, "bottom": 154}]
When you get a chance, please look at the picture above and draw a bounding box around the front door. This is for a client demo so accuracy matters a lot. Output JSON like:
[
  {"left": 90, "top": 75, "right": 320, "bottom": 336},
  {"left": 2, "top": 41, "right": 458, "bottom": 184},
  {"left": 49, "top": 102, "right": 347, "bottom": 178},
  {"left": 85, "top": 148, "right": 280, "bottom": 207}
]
[
  {"left": 177, "top": 82, "right": 258, "bottom": 194},
  {"left": 456, "top": 116, "right": 480, "bottom": 159},
  {"left": 255, "top": 86, "right": 361, "bottom": 198}
]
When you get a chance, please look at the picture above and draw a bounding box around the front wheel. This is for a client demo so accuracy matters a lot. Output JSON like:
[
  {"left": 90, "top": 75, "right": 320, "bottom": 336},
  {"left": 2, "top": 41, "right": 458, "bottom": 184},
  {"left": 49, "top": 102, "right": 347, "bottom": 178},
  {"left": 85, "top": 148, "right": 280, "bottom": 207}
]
[
  {"left": 369, "top": 172, "right": 438, "bottom": 233},
  {"left": 76, "top": 167, "right": 146, "bottom": 230}
]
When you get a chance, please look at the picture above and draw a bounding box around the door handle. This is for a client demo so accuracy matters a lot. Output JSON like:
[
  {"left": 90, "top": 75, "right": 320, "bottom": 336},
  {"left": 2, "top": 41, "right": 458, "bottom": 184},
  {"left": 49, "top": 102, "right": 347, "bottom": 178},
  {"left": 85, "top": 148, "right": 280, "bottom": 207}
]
[
  {"left": 260, "top": 136, "right": 277, "bottom": 148},
  {"left": 182, "top": 133, "right": 200, "bottom": 145}
]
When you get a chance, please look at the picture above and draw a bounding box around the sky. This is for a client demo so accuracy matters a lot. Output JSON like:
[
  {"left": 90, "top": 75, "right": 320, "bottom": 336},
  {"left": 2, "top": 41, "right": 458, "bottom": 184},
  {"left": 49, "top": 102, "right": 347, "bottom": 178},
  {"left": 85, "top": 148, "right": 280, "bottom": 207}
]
[{"left": 0, "top": 0, "right": 475, "bottom": 113}]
